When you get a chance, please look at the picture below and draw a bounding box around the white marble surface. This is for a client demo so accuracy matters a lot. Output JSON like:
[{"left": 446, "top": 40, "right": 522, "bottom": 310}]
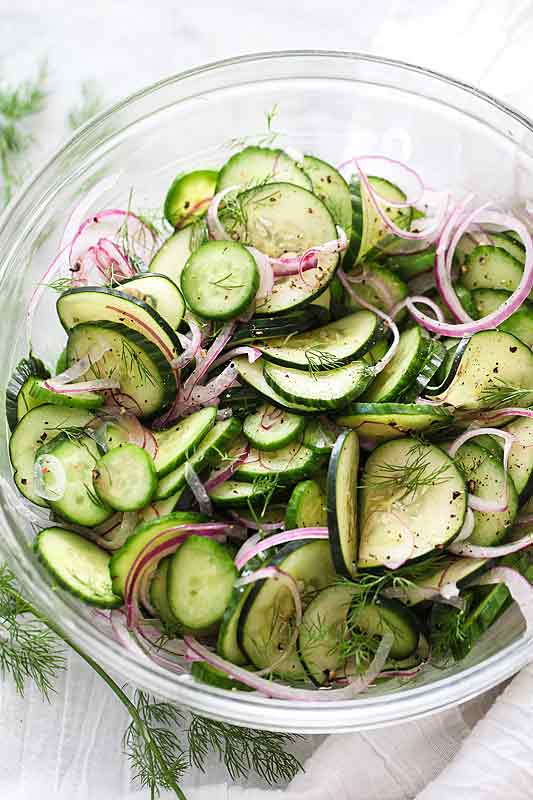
[{"left": 1, "top": 0, "right": 533, "bottom": 798}]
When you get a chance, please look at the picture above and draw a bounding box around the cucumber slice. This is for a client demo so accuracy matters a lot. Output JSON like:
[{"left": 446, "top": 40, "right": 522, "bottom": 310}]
[
  {"left": 219, "top": 386, "right": 262, "bottom": 418},
  {"left": 327, "top": 430, "right": 359, "bottom": 577},
  {"left": 154, "top": 417, "right": 242, "bottom": 500},
  {"left": 109, "top": 511, "right": 207, "bottom": 597},
  {"left": 344, "top": 265, "right": 408, "bottom": 316},
  {"left": 191, "top": 661, "right": 252, "bottom": 691},
  {"left": 228, "top": 182, "right": 338, "bottom": 315},
  {"left": 35, "top": 527, "right": 121, "bottom": 608},
  {"left": 487, "top": 232, "right": 525, "bottom": 263},
  {"left": 148, "top": 223, "right": 207, "bottom": 284},
  {"left": 216, "top": 146, "right": 311, "bottom": 192},
  {"left": 93, "top": 444, "right": 157, "bottom": 511},
  {"left": 24, "top": 377, "right": 105, "bottom": 410},
  {"left": 264, "top": 360, "right": 371, "bottom": 411},
  {"left": 349, "top": 176, "right": 411, "bottom": 265},
  {"left": 403, "top": 556, "right": 491, "bottom": 606},
  {"left": 6, "top": 355, "right": 50, "bottom": 431},
  {"left": 256, "top": 311, "right": 384, "bottom": 369},
  {"left": 352, "top": 598, "right": 419, "bottom": 658},
  {"left": 217, "top": 585, "right": 251, "bottom": 665},
  {"left": 399, "top": 339, "right": 447, "bottom": 402},
  {"left": 358, "top": 438, "right": 466, "bottom": 567},
  {"left": 153, "top": 407, "right": 217, "bottom": 476},
  {"left": 234, "top": 357, "right": 320, "bottom": 413},
  {"left": 55, "top": 349, "right": 68, "bottom": 375},
  {"left": 149, "top": 556, "right": 179, "bottom": 628},
  {"left": 303, "top": 417, "right": 338, "bottom": 455},
  {"left": 119, "top": 273, "right": 185, "bottom": 330},
  {"left": 208, "top": 479, "right": 278, "bottom": 507},
  {"left": 164, "top": 169, "right": 218, "bottom": 228},
  {"left": 138, "top": 491, "right": 182, "bottom": 522},
  {"left": 361, "top": 327, "right": 430, "bottom": 403},
  {"left": 424, "top": 337, "right": 471, "bottom": 396},
  {"left": 67, "top": 322, "right": 175, "bottom": 419},
  {"left": 243, "top": 404, "right": 305, "bottom": 451},
  {"left": 234, "top": 442, "right": 319, "bottom": 485},
  {"left": 431, "top": 330, "right": 533, "bottom": 410},
  {"left": 231, "top": 304, "right": 329, "bottom": 345},
  {"left": 382, "top": 247, "right": 436, "bottom": 281},
  {"left": 57, "top": 286, "right": 180, "bottom": 362},
  {"left": 302, "top": 154, "right": 352, "bottom": 238},
  {"left": 472, "top": 289, "right": 533, "bottom": 348},
  {"left": 298, "top": 583, "right": 355, "bottom": 685},
  {"left": 181, "top": 240, "right": 259, "bottom": 320},
  {"left": 505, "top": 416, "right": 533, "bottom": 501},
  {"left": 36, "top": 432, "right": 112, "bottom": 526},
  {"left": 336, "top": 402, "right": 453, "bottom": 441},
  {"left": 237, "top": 539, "right": 336, "bottom": 678},
  {"left": 285, "top": 479, "right": 327, "bottom": 529},
  {"left": 460, "top": 245, "right": 525, "bottom": 294},
  {"left": 168, "top": 536, "right": 237, "bottom": 629},
  {"left": 455, "top": 441, "right": 518, "bottom": 546},
  {"left": 9, "top": 405, "right": 95, "bottom": 507}
]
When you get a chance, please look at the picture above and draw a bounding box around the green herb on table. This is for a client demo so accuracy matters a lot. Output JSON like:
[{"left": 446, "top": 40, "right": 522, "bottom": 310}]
[{"left": 67, "top": 81, "right": 104, "bottom": 130}]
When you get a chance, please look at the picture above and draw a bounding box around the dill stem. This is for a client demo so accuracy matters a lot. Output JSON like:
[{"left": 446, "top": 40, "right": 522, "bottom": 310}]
[{"left": 1, "top": 582, "right": 188, "bottom": 800}]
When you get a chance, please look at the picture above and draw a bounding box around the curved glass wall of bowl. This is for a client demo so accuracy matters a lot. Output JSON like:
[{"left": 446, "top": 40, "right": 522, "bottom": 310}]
[{"left": 1, "top": 51, "right": 533, "bottom": 732}]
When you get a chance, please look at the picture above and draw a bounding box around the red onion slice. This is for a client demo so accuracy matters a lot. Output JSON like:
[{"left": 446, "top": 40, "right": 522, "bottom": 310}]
[
  {"left": 235, "top": 566, "right": 302, "bottom": 676},
  {"left": 104, "top": 304, "right": 175, "bottom": 363},
  {"left": 454, "top": 508, "right": 475, "bottom": 542},
  {"left": 246, "top": 246, "right": 274, "bottom": 300},
  {"left": 448, "top": 531, "right": 533, "bottom": 558},
  {"left": 210, "top": 347, "right": 261, "bottom": 371},
  {"left": 204, "top": 444, "right": 250, "bottom": 492},
  {"left": 51, "top": 346, "right": 111, "bottom": 386},
  {"left": 43, "top": 378, "right": 119, "bottom": 394},
  {"left": 391, "top": 295, "right": 445, "bottom": 325},
  {"left": 207, "top": 186, "right": 241, "bottom": 241},
  {"left": 184, "top": 463, "right": 213, "bottom": 516},
  {"left": 229, "top": 511, "right": 284, "bottom": 532},
  {"left": 474, "top": 567, "right": 533, "bottom": 633},
  {"left": 171, "top": 316, "right": 202, "bottom": 370},
  {"left": 188, "top": 363, "right": 238, "bottom": 405},
  {"left": 70, "top": 209, "right": 157, "bottom": 271},
  {"left": 98, "top": 511, "right": 138, "bottom": 551},
  {"left": 270, "top": 226, "right": 348, "bottom": 277},
  {"left": 182, "top": 321, "right": 236, "bottom": 399},
  {"left": 234, "top": 527, "right": 329, "bottom": 571},
  {"left": 447, "top": 428, "right": 515, "bottom": 513}
]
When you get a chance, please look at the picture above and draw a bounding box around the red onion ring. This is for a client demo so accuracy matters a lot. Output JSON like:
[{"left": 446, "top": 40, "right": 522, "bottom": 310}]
[
  {"left": 391, "top": 294, "right": 445, "bottom": 324},
  {"left": 448, "top": 531, "right": 533, "bottom": 558},
  {"left": 229, "top": 511, "right": 284, "bottom": 531},
  {"left": 270, "top": 226, "right": 348, "bottom": 276},
  {"left": 43, "top": 378, "right": 119, "bottom": 394},
  {"left": 246, "top": 246, "right": 274, "bottom": 300},
  {"left": 447, "top": 428, "right": 515, "bottom": 513},
  {"left": 234, "top": 527, "right": 329, "bottom": 571},
  {"left": 184, "top": 463, "right": 213, "bottom": 516},
  {"left": 207, "top": 186, "right": 241, "bottom": 240},
  {"left": 474, "top": 567, "right": 533, "bottom": 633},
  {"left": 182, "top": 321, "right": 236, "bottom": 399},
  {"left": 210, "top": 347, "right": 261, "bottom": 371},
  {"left": 188, "top": 363, "right": 238, "bottom": 405},
  {"left": 204, "top": 444, "right": 250, "bottom": 492},
  {"left": 172, "top": 316, "right": 202, "bottom": 370}
]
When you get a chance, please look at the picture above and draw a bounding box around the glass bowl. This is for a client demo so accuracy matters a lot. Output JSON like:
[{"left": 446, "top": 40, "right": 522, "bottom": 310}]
[{"left": 1, "top": 50, "right": 533, "bottom": 734}]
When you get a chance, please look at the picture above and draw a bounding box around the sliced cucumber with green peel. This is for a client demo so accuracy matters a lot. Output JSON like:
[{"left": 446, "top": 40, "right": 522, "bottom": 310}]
[
  {"left": 148, "top": 224, "right": 207, "bottom": 284},
  {"left": 487, "top": 232, "right": 525, "bottom": 263},
  {"left": 109, "top": 511, "right": 207, "bottom": 597},
  {"left": 216, "top": 146, "right": 311, "bottom": 192},
  {"left": 227, "top": 182, "right": 339, "bottom": 316},
  {"left": 256, "top": 311, "right": 384, "bottom": 369},
  {"left": 298, "top": 583, "right": 355, "bottom": 685},
  {"left": 8, "top": 404, "right": 95, "bottom": 507},
  {"left": 67, "top": 322, "right": 176, "bottom": 419},
  {"left": 431, "top": 330, "right": 533, "bottom": 410},
  {"left": 238, "top": 539, "right": 336, "bottom": 678},
  {"left": 349, "top": 176, "right": 411, "bottom": 265},
  {"left": 336, "top": 402, "right": 453, "bottom": 441},
  {"left": 119, "top": 273, "right": 185, "bottom": 330},
  {"left": 302, "top": 154, "right": 352, "bottom": 238},
  {"left": 35, "top": 527, "right": 121, "bottom": 608},
  {"left": 149, "top": 556, "right": 179, "bottom": 627},
  {"left": 24, "top": 377, "right": 105, "bottom": 410},
  {"left": 57, "top": 285, "right": 181, "bottom": 362},
  {"left": 327, "top": 430, "right": 359, "bottom": 577},
  {"left": 400, "top": 339, "right": 447, "bottom": 402},
  {"left": 264, "top": 360, "right": 371, "bottom": 411},
  {"left": 36, "top": 432, "right": 112, "bottom": 527},
  {"left": 285, "top": 479, "right": 327, "bottom": 530},
  {"left": 358, "top": 438, "right": 466, "bottom": 567},
  {"left": 209, "top": 479, "right": 278, "bottom": 507},
  {"left": 191, "top": 661, "right": 252, "bottom": 691},
  {"left": 454, "top": 441, "right": 518, "bottom": 546},
  {"left": 344, "top": 265, "right": 408, "bottom": 317},
  {"left": 230, "top": 304, "right": 329, "bottom": 345},
  {"left": 164, "top": 169, "right": 218, "bottom": 228},
  {"left": 472, "top": 289, "right": 533, "bottom": 348},
  {"left": 505, "top": 416, "right": 533, "bottom": 500},
  {"left": 153, "top": 407, "right": 217, "bottom": 476},
  {"left": 403, "top": 556, "right": 491, "bottom": 606},
  {"left": 181, "top": 240, "right": 259, "bottom": 320},
  {"left": 217, "top": 585, "right": 252, "bottom": 665},
  {"left": 92, "top": 443, "right": 157, "bottom": 511},
  {"left": 303, "top": 417, "right": 338, "bottom": 455},
  {"left": 460, "top": 245, "right": 525, "bottom": 295},
  {"left": 6, "top": 355, "right": 50, "bottom": 431},
  {"left": 154, "top": 417, "right": 242, "bottom": 500},
  {"left": 242, "top": 404, "right": 305, "bottom": 451},
  {"left": 234, "top": 356, "right": 320, "bottom": 413},
  {"left": 352, "top": 598, "right": 419, "bottom": 659},
  {"left": 382, "top": 247, "right": 436, "bottom": 281},
  {"left": 219, "top": 386, "right": 262, "bottom": 418},
  {"left": 361, "top": 327, "right": 430, "bottom": 403},
  {"left": 168, "top": 535, "right": 237, "bottom": 630},
  {"left": 234, "top": 441, "right": 319, "bottom": 485}
]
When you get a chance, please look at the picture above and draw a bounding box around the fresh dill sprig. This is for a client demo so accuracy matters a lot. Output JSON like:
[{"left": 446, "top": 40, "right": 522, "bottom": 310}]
[
  {"left": 227, "top": 104, "right": 280, "bottom": 150},
  {"left": 210, "top": 271, "right": 245, "bottom": 290},
  {"left": 218, "top": 177, "right": 276, "bottom": 239},
  {"left": 0, "top": 64, "right": 47, "bottom": 206},
  {"left": 187, "top": 716, "right": 303, "bottom": 784},
  {"left": 0, "top": 563, "right": 65, "bottom": 698},
  {"left": 430, "top": 598, "right": 472, "bottom": 664},
  {"left": 362, "top": 441, "right": 452, "bottom": 501},
  {"left": 120, "top": 339, "right": 156, "bottom": 386},
  {"left": 67, "top": 80, "right": 104, "bottom": 130},
  {"left": 246, "top": 473, "right": 281, "bottom": 520},
  {"left": 42, "top": 276, "right": 75, "bottom": 293},
  {"left": 304, "top": 348, "right": 343, "bottom": 379},
  {"left": 479, "top": 377, "right": 533, "bottom": 409},
  {"left": 189, "top": 218, "right": 208, "bottom": 252}
]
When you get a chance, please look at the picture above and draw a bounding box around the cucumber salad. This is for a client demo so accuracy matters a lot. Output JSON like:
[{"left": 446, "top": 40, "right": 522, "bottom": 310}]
[{"left": 6, "top": 141, "right": 533, "bottom": 699}]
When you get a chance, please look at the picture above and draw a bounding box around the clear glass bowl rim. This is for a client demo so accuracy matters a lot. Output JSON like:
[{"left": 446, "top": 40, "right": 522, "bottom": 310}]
[{"left": 1, "top": 49, "right": 533, "bottom": 733}]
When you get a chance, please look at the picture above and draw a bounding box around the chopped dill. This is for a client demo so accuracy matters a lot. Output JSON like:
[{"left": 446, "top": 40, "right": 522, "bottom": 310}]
[
  {"left": 120, "top": 339, "right": 156, "bottom": 386},
  {"left": 304, "top": 347, "right": 343, "bottom": 378},
  {"left": 361, "top": 441, "right": 453, "bottom": 501},
  {"left": 479, "top": 377, "right": 533, "bottom": 410},
  {"left": 210, "top": 271, "right": 245, "bottom": 290},
  {"left": 67, "top": 80, "right": 104, "bottom": 130},
  {"left": 41, "top": 276, "right": 75, "bottom": 293}
]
